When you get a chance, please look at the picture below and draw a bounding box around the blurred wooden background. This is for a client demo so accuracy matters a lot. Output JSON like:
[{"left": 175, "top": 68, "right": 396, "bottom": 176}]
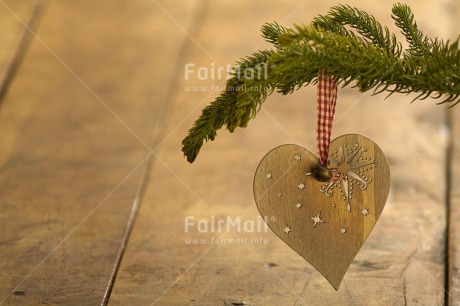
[{"left": 0, "top": 0, "right": 458, "bottom": 305}]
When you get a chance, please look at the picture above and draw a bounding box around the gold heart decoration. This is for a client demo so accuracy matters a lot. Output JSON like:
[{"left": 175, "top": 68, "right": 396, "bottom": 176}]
[{"left": 253, "top": 134, "right": 390, "bottom": 289}]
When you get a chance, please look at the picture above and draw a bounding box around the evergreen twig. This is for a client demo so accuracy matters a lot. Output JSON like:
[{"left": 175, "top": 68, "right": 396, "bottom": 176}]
[{"left": 182, "top": 3, "right": 460, "bottom": 163}]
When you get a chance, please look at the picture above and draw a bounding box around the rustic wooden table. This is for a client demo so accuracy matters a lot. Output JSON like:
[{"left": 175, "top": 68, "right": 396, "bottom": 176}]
[{"left": 0, "top": 1, "right": 458, "bottom": 305}]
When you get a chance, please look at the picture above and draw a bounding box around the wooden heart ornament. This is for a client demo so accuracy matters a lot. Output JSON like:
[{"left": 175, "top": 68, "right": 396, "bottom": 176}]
[{"left": 253, "top": 134, "right": 390, "bottom": 290}]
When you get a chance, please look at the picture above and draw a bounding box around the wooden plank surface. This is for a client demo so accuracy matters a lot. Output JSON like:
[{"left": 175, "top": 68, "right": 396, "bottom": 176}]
[
  {"left": 110, "top": 1, "right": 453, "bottom": 305},
  {"left": 0, "top": 0, "right": 188, "bottom": 304},
  {"left": 447, "top": 2, "right": 460, "bottom": 305},
  {"left": 448, "top": 2, "right": 460, "bottom": 302},
  {"left": 450, "top": 106, "right": 460, "bottom": 305},
  {"left": 0, "top": 0, "right": 44, "bottom": 97}
]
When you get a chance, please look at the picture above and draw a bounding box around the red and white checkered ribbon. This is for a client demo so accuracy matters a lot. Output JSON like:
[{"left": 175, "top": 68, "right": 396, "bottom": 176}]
[{"left": 316, "top": 72, "right": 338, "bottom": 165}]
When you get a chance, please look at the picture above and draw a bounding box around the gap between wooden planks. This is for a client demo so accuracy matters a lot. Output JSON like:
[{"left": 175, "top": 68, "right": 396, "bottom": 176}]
[
  {"left": 0, "top": 0, "right": 45, "bottom": 101},
  {"left": 109, "top": 0, "right": 452, "bottom": 305}
]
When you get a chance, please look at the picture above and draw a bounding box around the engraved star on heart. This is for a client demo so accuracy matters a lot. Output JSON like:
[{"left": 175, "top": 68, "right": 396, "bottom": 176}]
[{"left": 253, "top": 74, "right": 390, "bottom": 290}]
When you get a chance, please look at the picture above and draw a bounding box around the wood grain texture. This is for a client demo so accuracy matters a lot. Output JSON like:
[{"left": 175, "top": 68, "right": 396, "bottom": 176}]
[
  {"left": 253, "top": 135, "right": 390, "bottom": 290},
  {"left": 447, "top": 3, "right": 460, "bottom": 305},
  {"left": 109, "top": 1, "right": 451, "bottom": 305},
  {"left": 449, "top": 97, "right": 460, "bottom": 305},
  {"left": 0, "top": 0, "right": 43, "bottom": 99},
  {"left": 0, "top": 0, "right": 184, "bottom": 304}
]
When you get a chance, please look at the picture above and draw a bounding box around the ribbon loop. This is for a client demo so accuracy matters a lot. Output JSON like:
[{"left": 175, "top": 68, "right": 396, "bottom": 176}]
[{"left": 316, "top": 72, "right": 338, "bottom": 165}]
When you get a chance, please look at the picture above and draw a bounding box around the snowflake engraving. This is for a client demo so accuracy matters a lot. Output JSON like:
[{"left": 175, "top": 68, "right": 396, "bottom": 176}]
[{"left": 320, "top": 143, "right": 377, "bottom": 212}]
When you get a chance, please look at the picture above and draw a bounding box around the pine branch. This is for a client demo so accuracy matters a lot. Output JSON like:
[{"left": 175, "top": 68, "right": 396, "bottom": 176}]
[
  {"left": 182, "top": 50, "right": 274, "bottom": 162},
  {"left": 261, "top": 22, "right": 287, "bottom": 48},
  {"left": 313, "top": 4, "right": 401, "bottom": 56},
  {"left": 182, "top": 3, "right": 460, "bottom": 163},
  {"left": 392, "top": 3, "right": 432, "bottom": 58}
]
